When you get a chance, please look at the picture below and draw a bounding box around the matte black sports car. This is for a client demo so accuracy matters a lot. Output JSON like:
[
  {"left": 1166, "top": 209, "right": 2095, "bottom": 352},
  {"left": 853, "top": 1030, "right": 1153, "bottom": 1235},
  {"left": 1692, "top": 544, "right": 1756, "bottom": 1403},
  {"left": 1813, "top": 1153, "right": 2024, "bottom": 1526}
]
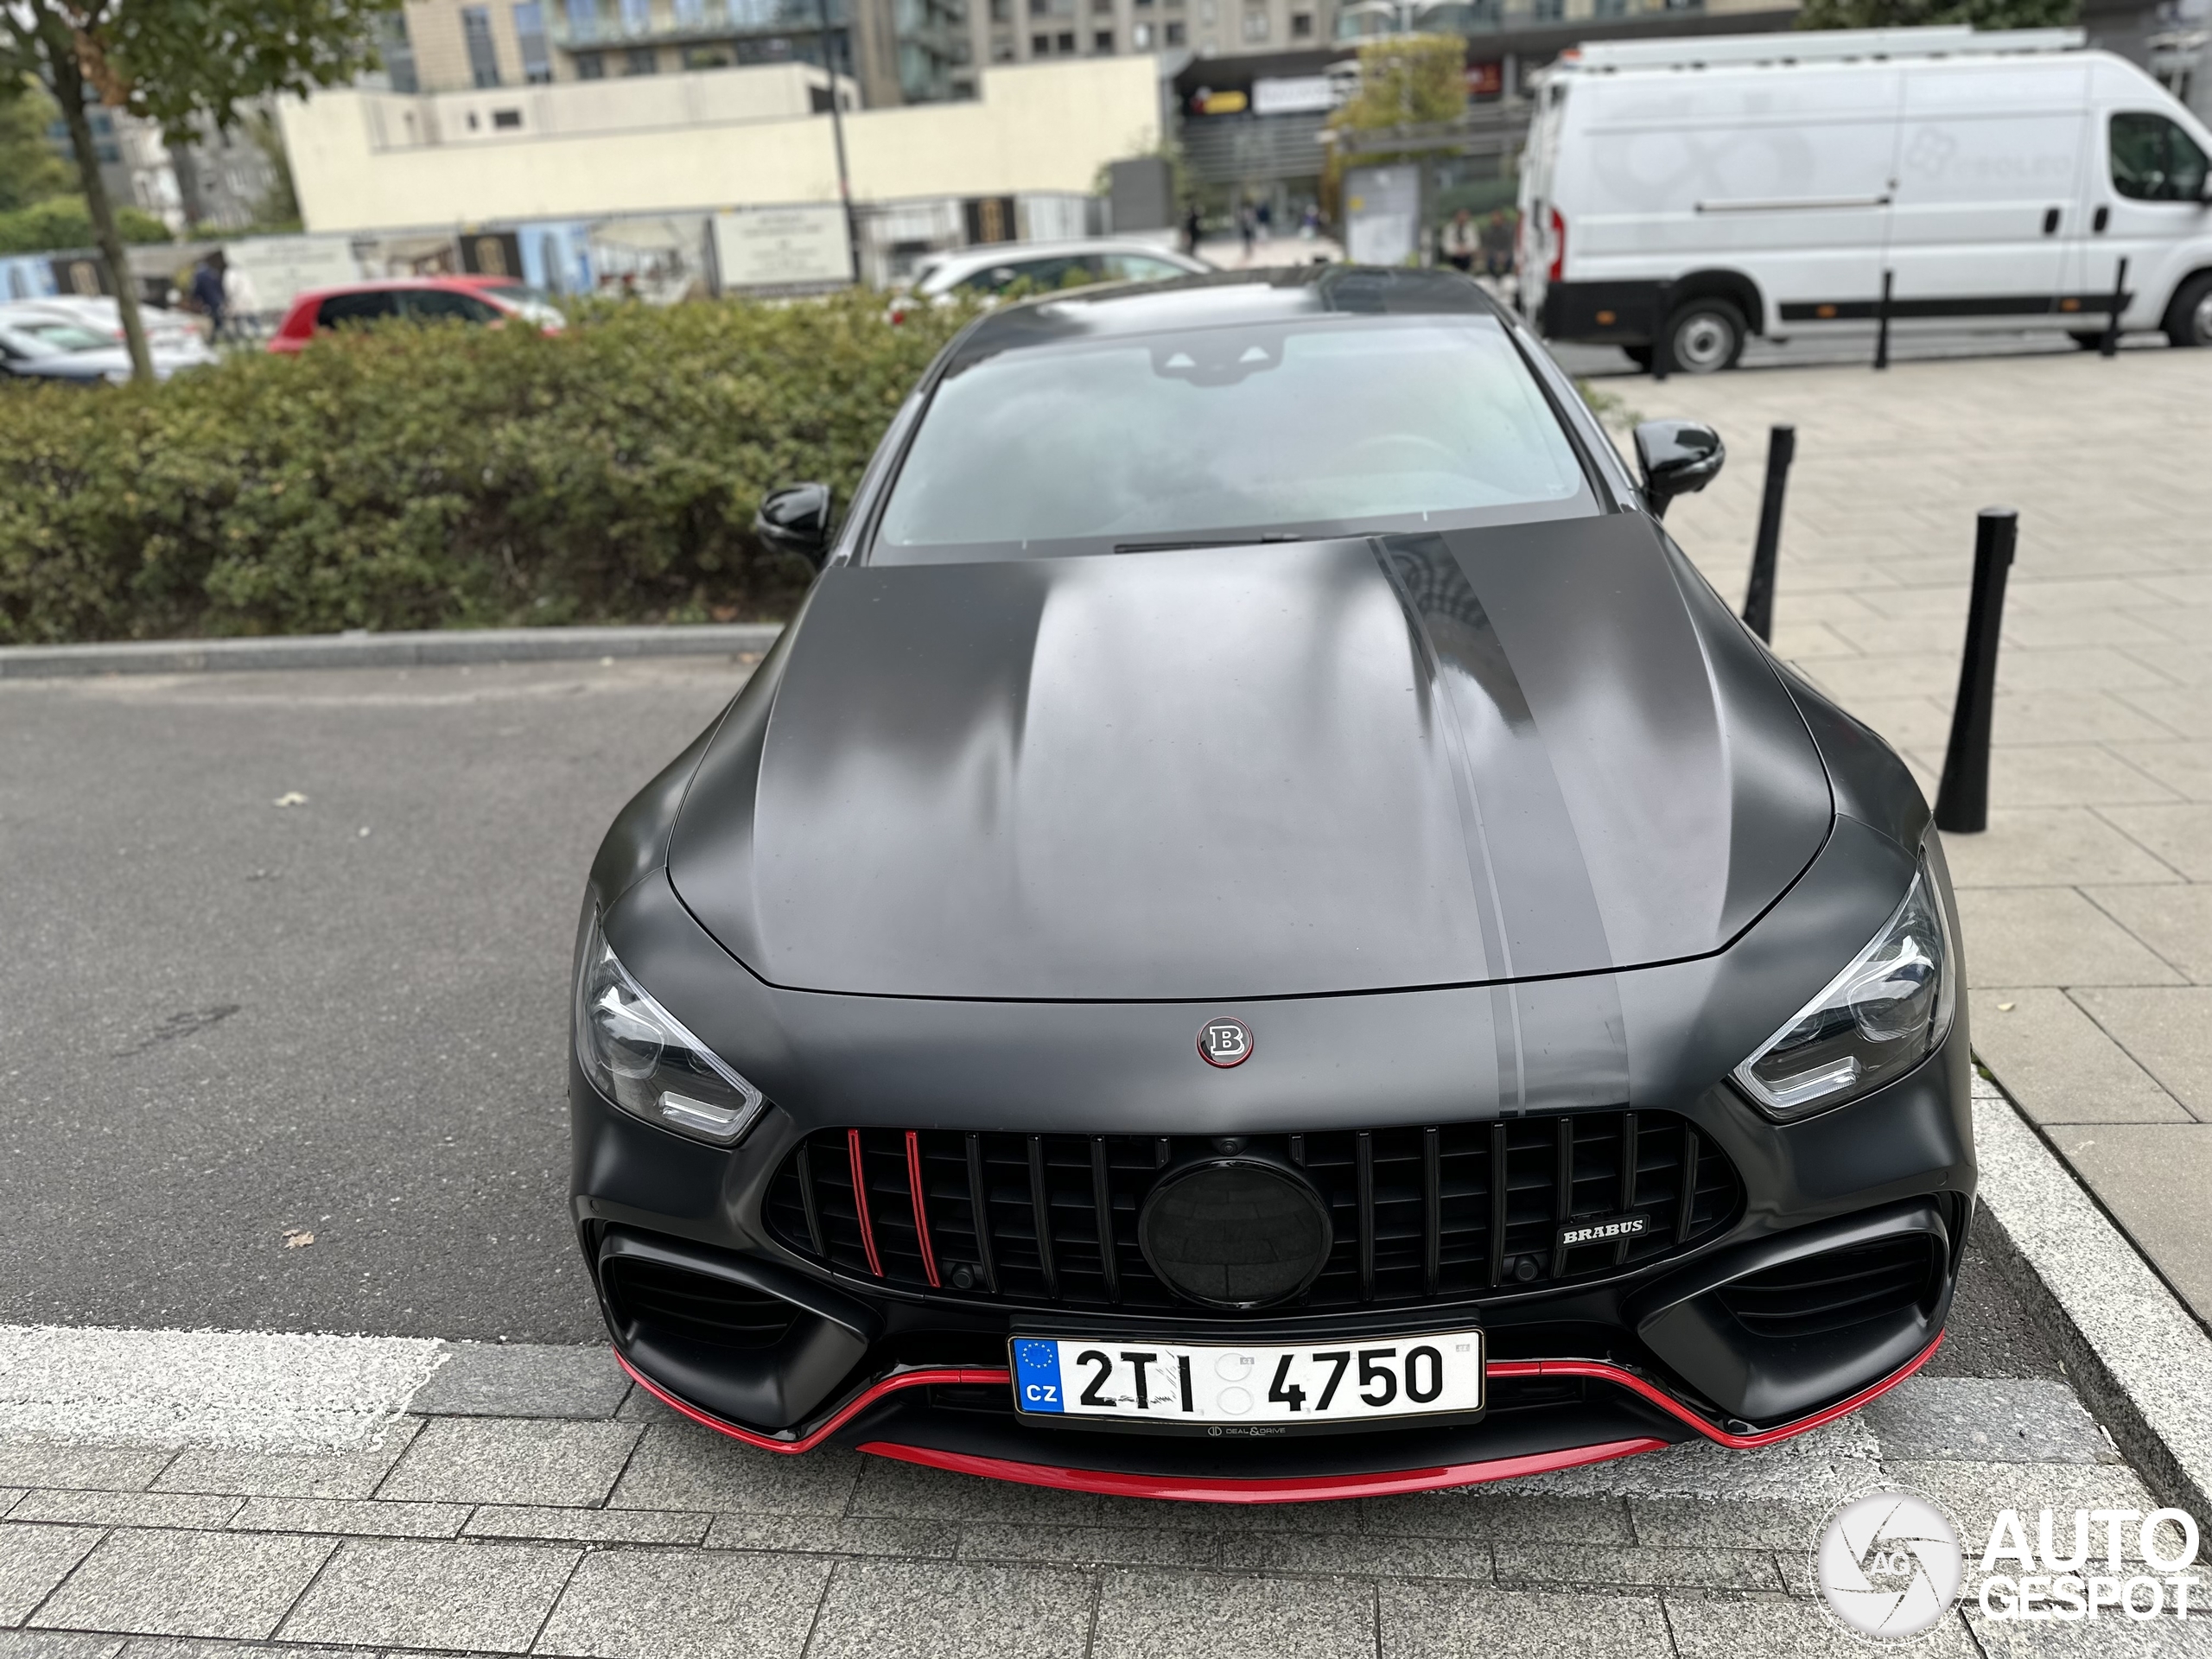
[{"left": 571, "top": 265, "right": 1970, "bottom": 1501}]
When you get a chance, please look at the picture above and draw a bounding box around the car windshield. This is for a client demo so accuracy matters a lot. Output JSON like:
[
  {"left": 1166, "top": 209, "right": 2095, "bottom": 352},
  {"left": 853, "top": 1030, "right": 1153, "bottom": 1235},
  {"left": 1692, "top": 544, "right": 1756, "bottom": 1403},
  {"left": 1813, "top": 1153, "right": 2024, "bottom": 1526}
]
[
  {"left": 873, "top": 314, "right": 1593, "bottom": 561},
  {"left": 15, "top": 321, "right": 111, "bottom": 353}
]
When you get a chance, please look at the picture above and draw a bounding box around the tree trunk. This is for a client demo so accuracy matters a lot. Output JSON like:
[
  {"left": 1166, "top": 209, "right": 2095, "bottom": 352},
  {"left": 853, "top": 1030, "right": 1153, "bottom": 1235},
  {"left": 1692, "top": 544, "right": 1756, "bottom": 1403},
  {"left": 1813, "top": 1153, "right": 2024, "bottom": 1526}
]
[{"left": 40, "top": 8, "right": 156, "bottom": 385}]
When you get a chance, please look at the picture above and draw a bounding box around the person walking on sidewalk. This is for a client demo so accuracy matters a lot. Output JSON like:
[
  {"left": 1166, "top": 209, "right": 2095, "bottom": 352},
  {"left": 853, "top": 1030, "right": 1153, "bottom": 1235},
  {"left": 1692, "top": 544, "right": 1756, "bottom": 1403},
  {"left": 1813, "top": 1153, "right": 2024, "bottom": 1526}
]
[
  {"left": 1440, "top": 209, "right": 1479, "bottom": 273},
  {"left": 189, "top": 251, "right": 229, "bottom": 344}
]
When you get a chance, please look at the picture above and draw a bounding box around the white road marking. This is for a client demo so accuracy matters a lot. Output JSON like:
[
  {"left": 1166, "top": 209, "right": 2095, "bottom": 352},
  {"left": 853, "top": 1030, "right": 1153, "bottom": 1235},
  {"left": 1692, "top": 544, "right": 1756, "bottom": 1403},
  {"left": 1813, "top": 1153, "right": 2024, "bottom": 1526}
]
[{"left": 0, "top": 1325, "right": 446, "bottom": 1450}]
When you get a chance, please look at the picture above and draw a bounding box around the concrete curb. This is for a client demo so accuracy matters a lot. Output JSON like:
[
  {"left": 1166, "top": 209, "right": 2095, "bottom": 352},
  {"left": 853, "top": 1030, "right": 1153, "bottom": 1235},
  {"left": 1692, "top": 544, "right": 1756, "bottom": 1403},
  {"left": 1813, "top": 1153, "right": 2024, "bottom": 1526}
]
[
  {"left": 1969, "top": 1071, "right": 2212, "bottom": 1529},
  {"left": 0, "top": 623, "right": 785, "bottom": 679}
]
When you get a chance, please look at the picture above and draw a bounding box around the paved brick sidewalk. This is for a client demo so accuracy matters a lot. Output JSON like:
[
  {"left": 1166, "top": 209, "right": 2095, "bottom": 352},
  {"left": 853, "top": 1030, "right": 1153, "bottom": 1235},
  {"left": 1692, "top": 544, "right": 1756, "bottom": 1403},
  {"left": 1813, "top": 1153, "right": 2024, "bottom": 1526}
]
[
  {"left": 0, "top": 1230, "right": 2188, "bottom": 1659},
  {"left": 1635, "top": 347, "right": 2212, "bottom": 1328}
]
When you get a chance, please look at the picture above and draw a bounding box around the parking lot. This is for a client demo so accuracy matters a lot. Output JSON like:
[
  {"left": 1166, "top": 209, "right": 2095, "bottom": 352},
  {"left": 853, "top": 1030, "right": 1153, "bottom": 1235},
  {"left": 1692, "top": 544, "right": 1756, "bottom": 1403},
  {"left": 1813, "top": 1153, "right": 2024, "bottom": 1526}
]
[{"left": 3, "top": 343, "right": 2211, "bottom": 1656}]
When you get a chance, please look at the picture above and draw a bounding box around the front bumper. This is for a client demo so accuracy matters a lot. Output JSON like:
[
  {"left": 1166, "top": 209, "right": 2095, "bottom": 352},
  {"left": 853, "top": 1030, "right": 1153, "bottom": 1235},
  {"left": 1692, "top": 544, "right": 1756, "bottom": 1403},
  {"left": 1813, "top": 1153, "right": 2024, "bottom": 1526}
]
[{"left": 570, "top": 1031, "right": 1971, "bottom": 1498}]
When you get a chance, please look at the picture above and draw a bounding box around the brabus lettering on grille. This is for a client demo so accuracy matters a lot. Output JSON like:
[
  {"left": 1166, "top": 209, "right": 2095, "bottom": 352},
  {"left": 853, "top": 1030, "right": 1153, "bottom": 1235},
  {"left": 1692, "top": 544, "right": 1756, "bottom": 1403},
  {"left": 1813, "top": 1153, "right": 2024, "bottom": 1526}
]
[{"left": 1556, "top": 1213, "right": 1651, "bottom": 1249}]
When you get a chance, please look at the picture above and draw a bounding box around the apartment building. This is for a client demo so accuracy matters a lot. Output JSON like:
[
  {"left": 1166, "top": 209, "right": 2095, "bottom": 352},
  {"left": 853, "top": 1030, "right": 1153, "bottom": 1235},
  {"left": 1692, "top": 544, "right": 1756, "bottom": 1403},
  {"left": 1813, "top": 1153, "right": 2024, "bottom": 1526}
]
[
  {"left": 976, "top": 0, "right": 1331, "bottom": 68},
  {"left": 378, "top": 0, "right": 972, "bottom": 107}
]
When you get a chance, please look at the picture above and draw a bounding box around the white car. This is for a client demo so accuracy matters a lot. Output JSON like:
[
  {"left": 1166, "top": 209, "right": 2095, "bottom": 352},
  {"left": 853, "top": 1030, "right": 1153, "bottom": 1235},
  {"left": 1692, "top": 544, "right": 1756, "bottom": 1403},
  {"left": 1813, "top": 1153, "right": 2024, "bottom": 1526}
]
[
  {"left": 1518, "top": 26, "right": 2212, "bottom": 371},
  {"left": 0, "top": 297, "right": 217, "bottom": 365},
  {"left": 888, "top": 239, "right": 1210, "bottom": 321}
]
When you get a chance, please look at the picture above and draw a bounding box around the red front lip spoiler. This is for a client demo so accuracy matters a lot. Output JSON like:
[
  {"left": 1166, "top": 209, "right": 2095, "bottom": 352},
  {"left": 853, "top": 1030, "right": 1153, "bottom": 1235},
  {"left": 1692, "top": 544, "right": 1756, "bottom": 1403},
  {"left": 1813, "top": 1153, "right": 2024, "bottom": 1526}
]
[{"left": 613, "top": 1330, "right": 1941, "bottom": 1503}]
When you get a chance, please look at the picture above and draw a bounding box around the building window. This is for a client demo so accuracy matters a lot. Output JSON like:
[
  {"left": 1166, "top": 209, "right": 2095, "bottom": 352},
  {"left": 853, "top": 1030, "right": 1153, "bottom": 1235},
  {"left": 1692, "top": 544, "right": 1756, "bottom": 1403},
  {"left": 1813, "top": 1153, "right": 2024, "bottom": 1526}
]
[
  {"left": 1093, "top": 27, "right": 1113, "bottom": 48},
  {"left": 566, "top": 0, "right": 598, "bottom": 43},
  {"left": 1241, "top": 6, "right": 1266, "bottom": 37},
  {"left": 1031, "top": 30, "right": 1050, "bottom": 49},
  {"left": 493, "top": 107, "right": 524, "bottom": 127},
  {"left": 1164, "top": 17, "right": 1183, "bottom": 39},
  {"left": 626, "top": 45, "right": 657, "bottom": 72},
  {"left": 1133, "top": 18, "right": 1152, "bottom": 41},
  {"left": 379, "top": 13, "right": 421, "bottom": 92},
  {"left": 576, "top": 49, "right": 607, "bottom": 75},
  {"left": 620, "top": 0, "right": 651, "bottom": 33},
  {"left": 1057, "top": 29, "right": 1075, "bottom": 48},
  {"left": 513, "top": 2, "right": 553, "bottom": 80},
  {"left": 461, "top": 6, "right": 502, "bottom": 86},
  {"left": 1290, "top": 9, "right": 1311, "bottom": 31},
  {"left": 992, "top": 31, "right": 1016, "bottom": 55}
]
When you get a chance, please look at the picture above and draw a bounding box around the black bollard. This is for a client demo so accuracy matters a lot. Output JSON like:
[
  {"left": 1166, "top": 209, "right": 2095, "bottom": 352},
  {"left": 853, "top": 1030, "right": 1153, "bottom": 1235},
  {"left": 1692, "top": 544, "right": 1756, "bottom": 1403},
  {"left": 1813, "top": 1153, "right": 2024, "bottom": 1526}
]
[
  {"left": 2100, "top": 257, "right": 2129, "bottom": 358},
  {"left": 1742, "top": 423, "right": 1796, "bottom": 643},
  {"left": 1874, "top": 270, "right": 1893, "bottom": 371},
  {"left": 1934, "top": 509, "right": 2018, "bottom": 835}
]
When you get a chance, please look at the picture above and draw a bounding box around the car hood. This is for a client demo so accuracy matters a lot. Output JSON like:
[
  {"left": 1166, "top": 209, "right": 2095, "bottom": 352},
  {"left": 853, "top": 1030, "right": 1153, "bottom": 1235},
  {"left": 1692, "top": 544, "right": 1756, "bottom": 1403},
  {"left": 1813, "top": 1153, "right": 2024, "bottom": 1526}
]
[{"left": 668, "top": 514, "right": 1833, "bottom": 1000}]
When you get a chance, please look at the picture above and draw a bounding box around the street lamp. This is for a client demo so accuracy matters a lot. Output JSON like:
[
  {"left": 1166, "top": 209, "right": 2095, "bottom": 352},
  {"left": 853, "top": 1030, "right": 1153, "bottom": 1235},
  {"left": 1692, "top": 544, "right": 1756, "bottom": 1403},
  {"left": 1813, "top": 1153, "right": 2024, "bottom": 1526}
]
[{"left": 815, "top": 0, "right": 861, "bottom": 283}]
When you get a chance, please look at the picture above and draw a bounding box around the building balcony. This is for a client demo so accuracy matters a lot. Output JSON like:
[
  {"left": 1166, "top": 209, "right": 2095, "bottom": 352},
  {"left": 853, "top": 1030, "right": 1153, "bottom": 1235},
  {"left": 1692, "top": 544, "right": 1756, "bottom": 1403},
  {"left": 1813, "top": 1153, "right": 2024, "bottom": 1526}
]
[{"left": 1333, "top": 0, "right": 1700, "bottom": 38}]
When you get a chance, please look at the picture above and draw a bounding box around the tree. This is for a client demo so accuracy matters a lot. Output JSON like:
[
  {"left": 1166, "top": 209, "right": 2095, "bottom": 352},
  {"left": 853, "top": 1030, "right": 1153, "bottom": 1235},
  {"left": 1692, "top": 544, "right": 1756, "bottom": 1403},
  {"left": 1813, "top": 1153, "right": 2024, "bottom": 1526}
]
[
  {"left": 0, "top": 0, "right": 396, "bottom": 382},
  {"left": 0, "top": 75, "right": 74, "bottom": 210},
  {"left": 1797, "top": 0, "right": 2075, "bottom": 29},
  {"left": 1320, "top": 34, "right": 1467, "bottom": 227}
]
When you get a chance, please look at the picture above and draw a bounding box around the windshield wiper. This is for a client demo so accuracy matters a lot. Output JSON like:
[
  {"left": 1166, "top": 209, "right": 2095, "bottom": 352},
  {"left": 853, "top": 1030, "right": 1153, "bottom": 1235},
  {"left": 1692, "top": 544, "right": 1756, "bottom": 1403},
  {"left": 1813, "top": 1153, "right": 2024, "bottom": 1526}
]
[{"left": 1111, "top": 533, "right": 1309, "bottom": 555}]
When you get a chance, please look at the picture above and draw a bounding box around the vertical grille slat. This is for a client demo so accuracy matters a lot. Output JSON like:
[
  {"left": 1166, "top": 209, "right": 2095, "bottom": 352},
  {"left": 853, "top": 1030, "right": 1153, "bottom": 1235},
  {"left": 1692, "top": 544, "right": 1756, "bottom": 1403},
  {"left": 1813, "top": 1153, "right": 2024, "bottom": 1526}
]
[
  {"left": 965, "top": 1133, "right": 998, "bottom": 1295},
  {"left": 1090, "top": 1137, "right": 1120, "bottom": 1305},
  {"left": 794, "top": 1142, "right": 824, "bottom": 1257},
  {"left": 904, "top": 1131, "right": 941, "bottom": 1289},
  {"left": 1615, "top": 1111, "right": 1640, "bottom": 1268},
  {"left": 1028, "top": 1136, "right": 1058, "bottom": 1300},
  {"left": 1421, "top": 1127, "right": 1441, "bottom": 1297},
  {"left": 766, "top": 1109, "right": 1743, "bottom": 1314},
  {"left": 847, "top": 1128, "right": 882, "bottom": 1278},
  {"left": 1356, "top": 1130, "right": 1376, "bottom": 1301}
]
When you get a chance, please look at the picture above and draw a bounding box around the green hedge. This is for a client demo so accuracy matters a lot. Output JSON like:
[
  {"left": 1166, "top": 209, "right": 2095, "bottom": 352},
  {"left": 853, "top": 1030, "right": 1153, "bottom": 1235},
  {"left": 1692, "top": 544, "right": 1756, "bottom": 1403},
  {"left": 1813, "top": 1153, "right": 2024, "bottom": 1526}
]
[{"left": 0, "top": 292, "right": 974, "bottom": 644}]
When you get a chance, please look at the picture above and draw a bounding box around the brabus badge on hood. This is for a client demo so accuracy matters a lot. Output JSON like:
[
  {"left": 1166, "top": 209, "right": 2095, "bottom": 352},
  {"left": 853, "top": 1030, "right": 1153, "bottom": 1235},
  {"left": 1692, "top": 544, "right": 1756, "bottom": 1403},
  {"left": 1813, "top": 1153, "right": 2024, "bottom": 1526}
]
[{"left": 1198, "top": 1018, "right": 1254, "bottom": 1068}]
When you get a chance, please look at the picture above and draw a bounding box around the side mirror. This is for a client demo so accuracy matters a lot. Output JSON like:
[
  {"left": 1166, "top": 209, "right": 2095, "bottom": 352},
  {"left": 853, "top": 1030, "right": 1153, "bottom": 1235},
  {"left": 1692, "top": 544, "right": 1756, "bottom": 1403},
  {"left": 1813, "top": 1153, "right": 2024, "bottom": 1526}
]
[
  {"left": 754, "top": 482, "right": 834, "bottom": 568},
  {"left": 1633, "top": 420, "right": 1725, "bottom": 520}
]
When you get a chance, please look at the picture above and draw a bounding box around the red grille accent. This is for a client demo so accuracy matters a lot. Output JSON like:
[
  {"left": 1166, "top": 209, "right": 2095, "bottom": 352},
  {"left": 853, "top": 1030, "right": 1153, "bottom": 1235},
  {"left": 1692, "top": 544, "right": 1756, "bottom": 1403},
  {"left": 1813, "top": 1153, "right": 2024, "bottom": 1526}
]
[
  {"left": 906, "top": 1130, "right": 941, "bottom": 1288},
  {"left": 847, "top": 1128, "right": 882, "bottom": 1278}
]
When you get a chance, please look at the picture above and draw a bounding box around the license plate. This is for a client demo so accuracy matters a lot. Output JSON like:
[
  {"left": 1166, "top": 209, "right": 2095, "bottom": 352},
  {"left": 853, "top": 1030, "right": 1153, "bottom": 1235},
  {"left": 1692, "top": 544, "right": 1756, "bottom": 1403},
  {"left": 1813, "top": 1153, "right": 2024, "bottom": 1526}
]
[{"left": 1010, "top": 1330, "right": 1484, "bottom": 1426}]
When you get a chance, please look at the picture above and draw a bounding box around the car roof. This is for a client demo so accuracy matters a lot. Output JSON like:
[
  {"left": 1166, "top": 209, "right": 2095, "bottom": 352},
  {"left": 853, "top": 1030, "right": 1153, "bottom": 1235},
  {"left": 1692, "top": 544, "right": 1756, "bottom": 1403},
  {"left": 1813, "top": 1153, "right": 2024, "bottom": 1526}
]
[
  {"left": 943, "top": 264, "right": 1506, "bottom": 372},
  {"left": 286, "top": 276, "right": 519, "bottom": 307},
  {"left": 924, "top": 239, "right": 1204, "bottom": 274}
]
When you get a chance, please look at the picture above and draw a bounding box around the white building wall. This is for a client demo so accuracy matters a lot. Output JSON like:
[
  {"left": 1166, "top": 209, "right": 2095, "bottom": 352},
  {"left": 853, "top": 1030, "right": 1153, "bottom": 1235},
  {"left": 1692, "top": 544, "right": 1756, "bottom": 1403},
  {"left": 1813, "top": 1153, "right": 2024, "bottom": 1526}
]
[{"left": 280, "top": 56, "right": 1157, "bottom": 232}]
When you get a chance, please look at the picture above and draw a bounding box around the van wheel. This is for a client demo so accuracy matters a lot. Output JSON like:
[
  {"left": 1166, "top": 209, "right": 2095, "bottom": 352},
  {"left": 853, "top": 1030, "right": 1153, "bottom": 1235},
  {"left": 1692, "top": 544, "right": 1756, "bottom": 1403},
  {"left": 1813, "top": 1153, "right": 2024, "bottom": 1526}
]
[
  {"left": 2163, "top": 273, "right": 2212, "bottom": 348},
  {"left": 1663, "top": 300, "right": 1746, "bottom": 373}
]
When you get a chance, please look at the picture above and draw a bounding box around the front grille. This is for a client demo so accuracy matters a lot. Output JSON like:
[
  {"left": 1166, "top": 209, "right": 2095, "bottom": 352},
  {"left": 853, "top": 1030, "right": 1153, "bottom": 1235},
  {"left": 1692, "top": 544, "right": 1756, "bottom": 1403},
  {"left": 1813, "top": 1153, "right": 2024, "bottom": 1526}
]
[
  {"left": 1716, "top": 1234, "right": 1939, "bottom": 1341},
  {"left": 602, "top": 1255, "right": 801, "bottom": 1351},
  {"left": 765, "top": 1111, "right": 1741, "bottom": 1315}
]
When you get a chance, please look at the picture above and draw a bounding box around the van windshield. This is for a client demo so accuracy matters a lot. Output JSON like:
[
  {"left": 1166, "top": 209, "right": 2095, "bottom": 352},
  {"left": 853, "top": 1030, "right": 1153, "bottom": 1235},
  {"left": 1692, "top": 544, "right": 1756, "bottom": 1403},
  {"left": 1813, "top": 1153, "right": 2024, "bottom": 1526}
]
[{"left": 872, "top": 315, "right": 1594, "bottom": 562}]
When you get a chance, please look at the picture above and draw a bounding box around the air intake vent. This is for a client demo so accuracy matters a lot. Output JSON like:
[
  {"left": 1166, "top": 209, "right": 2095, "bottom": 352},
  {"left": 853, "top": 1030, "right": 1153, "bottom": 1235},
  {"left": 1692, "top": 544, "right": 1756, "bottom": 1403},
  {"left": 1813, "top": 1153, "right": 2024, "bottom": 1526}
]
[
  {"left": 1716, "top": 1234, "right": 1940, "bottom": 1342},
  {"left": 765, "top": 1112, "right": 1741, "bottom": 1316},
  {"left": 602, "top": 1255, "right": 801, "bottom": 1351}
]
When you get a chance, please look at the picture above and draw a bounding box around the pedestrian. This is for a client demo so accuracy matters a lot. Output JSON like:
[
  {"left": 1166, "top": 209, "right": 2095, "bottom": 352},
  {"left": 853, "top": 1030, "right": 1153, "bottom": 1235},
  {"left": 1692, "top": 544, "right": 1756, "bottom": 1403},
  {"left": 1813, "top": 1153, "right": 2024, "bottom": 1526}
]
[
  {"left": 189, "top": 251, "right": 228, "bottom": 344},
  {"left": 1440, "top": 209, "right": 1478, "bottom": 274},
  {"left": 1183, "top": 201, "right": 1202, "bottom": 257},
  {"left": 1480, "top": 209, "right": 1512, "bottom": 278},
  {"left": 1255, "top": 199, "right": 1273, "bottom": 242},
  {"left": 222, "top": 259, "right": 258, "bottom": 340},
  {"left": 1237, "top": 200, "right": 1256, "bottom": 263}
]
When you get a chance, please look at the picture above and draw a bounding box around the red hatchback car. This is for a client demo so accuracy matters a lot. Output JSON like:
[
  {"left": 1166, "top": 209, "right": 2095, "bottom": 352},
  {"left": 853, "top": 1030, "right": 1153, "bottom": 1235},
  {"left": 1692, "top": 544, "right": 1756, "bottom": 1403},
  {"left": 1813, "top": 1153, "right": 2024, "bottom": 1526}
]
[{"left": 268, "top": 276, "right": 563, "bottom": 353}]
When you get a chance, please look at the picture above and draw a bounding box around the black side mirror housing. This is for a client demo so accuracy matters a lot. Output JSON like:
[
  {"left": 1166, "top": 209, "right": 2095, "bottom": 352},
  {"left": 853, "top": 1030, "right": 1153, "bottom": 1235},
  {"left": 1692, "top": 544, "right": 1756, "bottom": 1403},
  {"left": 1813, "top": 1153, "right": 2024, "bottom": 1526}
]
[
  {"left": 1632, "top": 420, "right": 1726, "bottom": 520},
  {"left": 754, "top": 482, "right": 834, "bottom": 568}
]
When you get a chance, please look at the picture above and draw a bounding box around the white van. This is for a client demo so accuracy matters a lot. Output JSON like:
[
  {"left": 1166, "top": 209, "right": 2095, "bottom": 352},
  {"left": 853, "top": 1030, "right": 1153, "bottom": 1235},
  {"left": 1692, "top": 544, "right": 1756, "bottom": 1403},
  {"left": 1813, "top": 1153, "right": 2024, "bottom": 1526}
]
[{"left": 1517, "top": 27, "right": 2212, "bottom": 371}]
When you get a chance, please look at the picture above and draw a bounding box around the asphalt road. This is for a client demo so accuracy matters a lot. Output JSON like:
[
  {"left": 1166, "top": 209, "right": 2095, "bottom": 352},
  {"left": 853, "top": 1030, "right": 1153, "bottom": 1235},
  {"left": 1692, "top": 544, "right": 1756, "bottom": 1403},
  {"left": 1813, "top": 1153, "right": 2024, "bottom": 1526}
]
[
  {"left": 1, "top": 652, "right": 2063, "bottom": 1379},
  {"left": 0, "top": 656, "right": 751, "bottom": 1344}
]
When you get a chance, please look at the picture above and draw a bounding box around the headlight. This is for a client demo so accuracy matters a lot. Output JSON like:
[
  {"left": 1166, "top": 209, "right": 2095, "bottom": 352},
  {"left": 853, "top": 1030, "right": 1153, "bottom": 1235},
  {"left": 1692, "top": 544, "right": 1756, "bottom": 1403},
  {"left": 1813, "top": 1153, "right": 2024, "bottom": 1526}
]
[
  {"left": 574, "top": 912, "right": 766, "bottom": 1147},
  {"left": 1732, "top": 844, "right": 1956, "bottom": 1122}
]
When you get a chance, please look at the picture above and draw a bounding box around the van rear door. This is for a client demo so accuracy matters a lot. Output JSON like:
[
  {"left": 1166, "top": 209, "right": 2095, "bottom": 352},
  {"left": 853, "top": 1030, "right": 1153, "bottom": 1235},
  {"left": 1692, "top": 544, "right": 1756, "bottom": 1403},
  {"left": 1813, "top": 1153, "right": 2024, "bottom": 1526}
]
[{"left": 1884, "top": 60, "right": 2091, "bottom": 330}]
